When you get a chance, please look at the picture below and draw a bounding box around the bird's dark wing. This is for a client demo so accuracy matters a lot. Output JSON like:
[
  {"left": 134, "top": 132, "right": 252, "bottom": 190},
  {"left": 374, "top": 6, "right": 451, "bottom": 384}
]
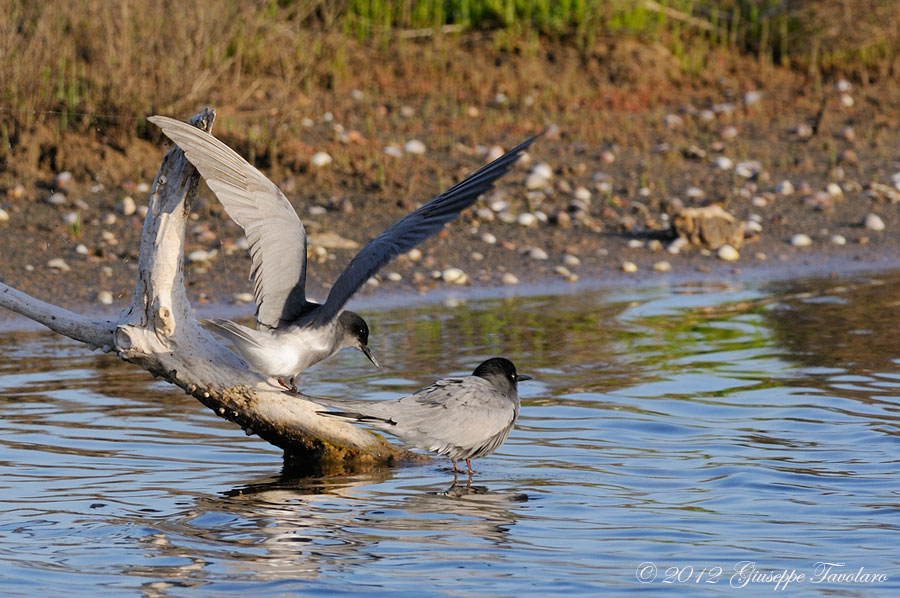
[
  {"left": 313, "top": 134, "right": 540, "bottom": 326},
  {"left": 149, "top": 115, "right": 309, "bottom": 328}
]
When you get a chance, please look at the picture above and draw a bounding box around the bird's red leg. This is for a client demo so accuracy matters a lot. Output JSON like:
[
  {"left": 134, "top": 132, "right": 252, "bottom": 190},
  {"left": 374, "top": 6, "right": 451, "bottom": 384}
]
[{"left": 466, "top": 459, "right": 474, "bottom": 476}]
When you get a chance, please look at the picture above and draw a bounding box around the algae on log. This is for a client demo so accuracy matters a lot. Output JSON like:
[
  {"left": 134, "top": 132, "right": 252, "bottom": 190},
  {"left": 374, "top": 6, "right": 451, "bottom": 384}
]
[{"left": 0, "top": 108, "right": 409, "bottom": 468}]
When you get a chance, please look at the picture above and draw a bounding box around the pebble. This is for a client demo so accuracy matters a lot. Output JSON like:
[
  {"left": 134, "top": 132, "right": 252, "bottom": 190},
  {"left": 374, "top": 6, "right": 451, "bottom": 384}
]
[
  {"left": 100, "top": 212, "right": 115, "bottom": 225},
  {"left": 404, "top": 139, "right": 426, "bottom": 155},
  {"left": 790, "top": 233, "right": 813, "bottom": 247},
  {"left": 498, "top": 212, "right": 517, "bottom": 224},
  {"left": 840, "top": 94, "right": 854, "bottom": 107},
  {"left": 795, "top": 123, "right": 813, "bottom": 139},
  {"left": 136, "top": 182, "right": 150, "bottom": 193},
  {"left": 476, "top": 207, "right": 494, "bottom": 221},
  {"left": 840, "top": 126, "right": 855, "bottom": 142},
  {"left": 667, "top": 237, "right": 688, "bottom": 254},
  {"left": 524, "top": 173, "right": 549, "bottom": 190},
  {"left": 386, "top": 272, "right": 402, "bottom": 282},
  {"left": 743, "top": 90, "right": 762, "bottom": 106},
  {"left": 406, "top": 248, "right": 422, "bottom": 261},
  {"left": 717, "top": 245, "right": 740, "bottom": 262},
  {"left": 501, "top": 272, "right": 519, "bottom": 285},
  {"left": 470, "top": 251, "right": 483, "bottom": 262},
  {"left": 744, "top": 220, "right": 763, "bottom": 234},
  {"left": 310, "top": 152, "right": 333, "bottom": 167},
  {"left": 233, "top": 292, "right": 255, "bottom": 303},
  {"left": 627, "top": 239, "right": 644, "bottom": 249},
  {"left": 686, "top": 186, "right": 705, "bottom": 200},
  {"left": 55, "top": 171, "right": 73, "bottom": 190},
  {"left": 93, "top": 290, "right": 113, "bottom": 305},
  {"left": 517, "top": 213, "right": 537, "bottom": 227},
  {"left": 187, "top": 249, "right": 213, "bottom": 263},
  {"left": 720, "top": 125, "right": 739, "bottom": 140},
  {"left": 119, "top": 195, "right": 137, "bottom": 216},
  {"left": 75, "top": 244, "right": 89, "bottom": 255},
  {"left": 647, "top": 239, "right": 662, "bottom": 251},
  {"left": 365, "top": 277, "right": 380, "bottom": 287},
  {"left": 484, "top": 145, "right": 505, "bottom": 162},
  {"left": 830, "top": 234, "right": 847, "bottom": 246},
  {"left": 621, "top": 261, "right": 638, "bottom": 273},
  {"left": 527, "top": 247, "right": 549, "bottom": 260},
  {"left": 0, "top": 208, "right": 8, "bottom": 222},
  {"left": 714, "top": 156, "right": 734, "bottom": 170},
  {"left": 47, "top": 192, "right": 67, "bottom": 205},
  {"left": 698, "top": 109, "right": 715, "bottom": 122},
  {"left": 713, "top": 102, "right": 735, "bottom": 115},
  {"left": 308, "top": 205, "right": 327, "bottom": 216},
  {"left": 600, "top": 150, "right": 616, "bottom": 164},
  {"left": 574, "top": 186, "right": 592, "bottom": 202},
  {"left": 836, "top": 79, "right": 852, "bottom": 92},
  {"left": 441, "top": 267, "right": 467, "bottom": 284},
  {"left": 663, "top": 114, "right": 683, "bottom": 128},
  {"left": 775, "top": 180, "right": 794, "bottom": 195},
  {"left": 735, "top": 161, "right": 761, "bottom": 178},
  {"left": 864, "top": 213, "right": 885, "bottom": 231},
  {"left": 826, "top": 182, "right": 843, "bottom": 197},
  {"left": 47, "top": 258, "right": 71, "bottom": 272},
  {"left": 480, "top": 232, "right": 497, "bottom": 245},
  {"left": 653, "top": 260, "right": 672, "bottom": 272},
  {"left": 384, "top": 144, "right": 404, "bottom": 158},
  {"left": 489, "top": 197, "right": 508, "bottom": 212},
  {"left": 138, "top": 205, "right": 149, "bottom": 217},
  {"left": 531, "top": 162, "right": 553, "bottom": 180},
  {"left": 400, "top": 105, "right": 416, "bottom": 118},
  {"left": 562, "top": 254, "right": 581, "bottom": 267}
]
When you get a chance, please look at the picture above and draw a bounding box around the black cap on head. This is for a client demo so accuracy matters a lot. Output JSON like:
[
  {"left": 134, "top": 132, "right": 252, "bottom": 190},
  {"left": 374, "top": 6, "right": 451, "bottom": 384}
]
[
  {"left": 473, "top": 357, "right": 532, "bottom": 384},
  {"left": 339, "top": 311, "right": 378, "bottom": 368}
]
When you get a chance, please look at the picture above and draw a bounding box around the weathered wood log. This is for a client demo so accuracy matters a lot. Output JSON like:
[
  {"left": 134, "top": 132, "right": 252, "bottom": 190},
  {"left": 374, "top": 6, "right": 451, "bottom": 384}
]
[{"left": 0, "top": 108, "right": 409, "bottom": 468}]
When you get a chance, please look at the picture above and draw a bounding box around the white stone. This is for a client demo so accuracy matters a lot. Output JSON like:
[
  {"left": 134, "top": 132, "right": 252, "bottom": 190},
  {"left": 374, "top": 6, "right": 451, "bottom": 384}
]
[
  {"left": 686, "top": 186, "right": 705, "bottom": 199},
  {"left": 795, "top": 123, "right": 813, "bottom": 138},
  {"left": 384, "top": 144, "right": 404, "bottom": 158},
  {"left": 744, "top": 220, "right": 763, "bottom": 234},
  {"left": 404, "top": 139, "right": 426, "bottom": 155},
  {"left": 720, "top": 125, "right": 739, "bottom": 140},
  {"left": 715, "top": 156, "right": 734, "bottom": 170},
  {"left": 498, "top": 212, "right": 517, "bottom": 224},
  {"left": 776, "top": 180, "right": 794, "bottom": 196},
  {"left": 627, "top": 239, "right": 644, "bottom": 249},
  {"left": 735, "top": 161, "right": 761, "bottom": 178},
  {"left": 365, "top": 276, "right": 380, "bottom": 287},
  {"left": 830, "top": 234, "right": 847, "bottom": 246},
  {"left": 406, "top": 248, "right": 422, "bottom": 261},
  {"left": 136, "top": 182, "right": 150, "bottom": 193},
  {"left": 790, "top": 233, "right": 813, "bottom": 247},
  {"left": 717, "top": 245, "right": 740, "bottom": 262},
  {"left": 864, "top": 213, "right": 885, "bottom": 231},
  {"left": 234, "top": 292, "right": 255, "bottom": 303},
  {"left": 97, "top": 291, "right": 113, "bottom": 305},
  {"left": 187, "top": 249, "right": 212, "bottom": 263},
  {"left": 0, "top": 208, "right": 9, "bottom": 222},
  {"left": 563, "top": 254, "right": 581, "bottom": 266},
  {"left": 826, "top": 183, "right": 843, "bottom": 197},
  {"left": 47, "top": 192, "right": 67, "bottom": 205},
  {"left": 480, "top": 232, "right": 497, "bottom": 245},
  {"left": 485, "top": 145, "right": 505, "bottom": 162},
  {"left": 310, "top": 152, "right": 333, "bottom": 167},
  {"left": 663, "top": 114, "right": 683, "bottom": 128},
  {"left": 653, "top": 260, "right": 672, "bottom": 272},
  {"left": 501, "top": 272, "right": 519, "bottom": 285},
  {"left": 621, "top": 261, "right": 638, "bottom": 273},
  {"left": 525, "top": 173, "right": 549, "bottom": 190},
  {"left": 574, "top": 186, "right": 592, "bottom": 202},
  {"left": 836, "top": 79, "right": 852, "bottom": 92},
  {"left": 667, "top": 237, "right": 688, "bottom": 254},
  {"left": 527, "top": 247, "right": 549, "bottom": 260},
  {"left": 517, "top": 213, "right": 537, "bottom": 227},
  {"left": 441, "top": 267, "right": 467, "bottom": 284},
  {"left": 75, "top": 244, "right": 89, "bottom": 255},
  {"left": 743, "top": 90, "right": 762, "bottom": 106},
  {"left": 120, "top": 195, "right": 137, "bottom": 216},
  {"left": 531, "top": 162, "right": 553, "bottom": 180},
  {"left": 840, "top": 94, "right": 854, "bottom": 107},
  {"left": 47, "top": 258, "right": 71, "bottom": 272},
  {"left": 386, "top": 272, "right": 402, "bottom": 282}
]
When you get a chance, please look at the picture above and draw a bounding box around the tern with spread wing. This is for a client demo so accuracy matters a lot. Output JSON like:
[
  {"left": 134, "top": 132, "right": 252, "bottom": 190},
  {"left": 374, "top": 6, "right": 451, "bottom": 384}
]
[
  {"left": 149, "top": 115, "right": 538, "bottom": 390},
  {"left": 317, "top": 357, "right": 532, "bottom": 475}
]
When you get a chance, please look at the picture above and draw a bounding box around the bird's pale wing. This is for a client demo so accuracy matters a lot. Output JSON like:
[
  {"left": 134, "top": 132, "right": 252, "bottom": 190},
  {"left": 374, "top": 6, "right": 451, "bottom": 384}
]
[
  {"left": 354, "top": 378, "right": 517, "bottom": 455},
  {"left": 149, "top": 115, "right": 308, "bottom": 328},
  {"left": 313, "top": 134, "right": 540, "bottom": 327}
]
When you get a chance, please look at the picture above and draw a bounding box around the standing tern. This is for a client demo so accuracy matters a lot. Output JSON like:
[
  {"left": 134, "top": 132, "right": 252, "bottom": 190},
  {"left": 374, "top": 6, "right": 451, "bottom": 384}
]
[
  {"left": 316, "top": 357, "right": 532, "bottom": 475},
  {"left": 149, "top": 115, "right": 538, "bottom": 390}
]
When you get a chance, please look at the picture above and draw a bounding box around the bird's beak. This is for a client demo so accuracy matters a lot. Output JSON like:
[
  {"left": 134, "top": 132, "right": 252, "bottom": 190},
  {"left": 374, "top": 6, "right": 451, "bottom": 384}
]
[
  {"left": 516, "top": 374, "right": 533, "bottom": 382},
  {"left": 359, "top": 342, "right": 380, "bottom": 368}
]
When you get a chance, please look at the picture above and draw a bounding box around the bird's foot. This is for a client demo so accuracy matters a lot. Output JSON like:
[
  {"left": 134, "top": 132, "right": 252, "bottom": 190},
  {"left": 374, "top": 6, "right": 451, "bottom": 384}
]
[{"left": 277, "top": 377, "right": 299, "bottom": 393}]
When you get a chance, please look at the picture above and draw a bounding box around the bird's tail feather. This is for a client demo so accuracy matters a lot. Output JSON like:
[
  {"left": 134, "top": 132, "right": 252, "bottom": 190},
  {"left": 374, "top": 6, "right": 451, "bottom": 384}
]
[
  {"left": 201, "top": 318, "right": 263, "bottom": 348},
  {"left": 317, "top": 410, "right": 397, "bottom": 426}
]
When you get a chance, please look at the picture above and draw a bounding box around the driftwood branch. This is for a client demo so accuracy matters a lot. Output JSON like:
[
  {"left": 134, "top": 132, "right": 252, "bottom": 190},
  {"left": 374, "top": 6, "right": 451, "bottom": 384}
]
[{"left": 0, "top": 108, "right": 408, "bottom": 469}]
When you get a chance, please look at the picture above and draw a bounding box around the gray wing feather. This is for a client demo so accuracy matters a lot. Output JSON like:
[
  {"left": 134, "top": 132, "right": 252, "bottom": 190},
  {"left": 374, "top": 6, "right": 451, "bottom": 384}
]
[
  {"left": 313, "top": 133, "right": 541, "bottom": 327},
  {"left": 149, "top": 115, "right": 308, "bottom": 329},
  {"left": 321, "top": 377, "right": 517, "bottom": 458}
]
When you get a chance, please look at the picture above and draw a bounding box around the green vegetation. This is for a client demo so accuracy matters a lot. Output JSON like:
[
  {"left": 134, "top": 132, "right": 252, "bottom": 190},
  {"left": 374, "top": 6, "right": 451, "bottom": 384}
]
[{"left": 0, "top": 1, "right": 897, "bottom": 154}]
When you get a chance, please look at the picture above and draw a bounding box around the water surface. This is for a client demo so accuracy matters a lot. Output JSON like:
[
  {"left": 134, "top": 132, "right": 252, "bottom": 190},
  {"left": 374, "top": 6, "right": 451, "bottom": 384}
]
[{"left": 2, "top": 271, "right": 899, "bottom": 596}]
